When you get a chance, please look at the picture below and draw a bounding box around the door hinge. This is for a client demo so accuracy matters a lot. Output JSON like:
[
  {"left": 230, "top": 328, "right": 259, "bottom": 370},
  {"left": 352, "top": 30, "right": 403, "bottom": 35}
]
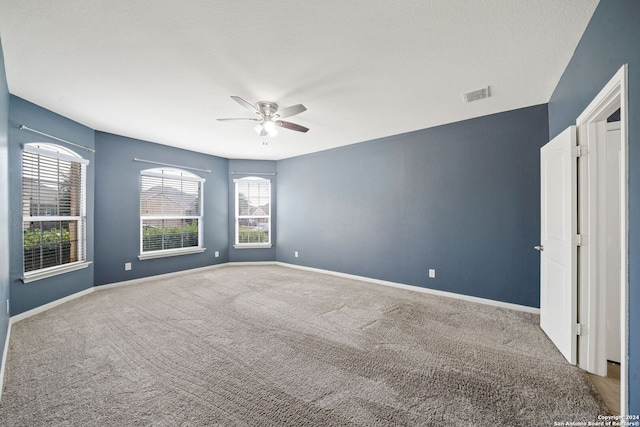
[
  {"left": 576, "top": 234, "right": 583, "bottom": 247},
  {"left": 576, "top": 323, "right": 584, "bottom": 336},
  {"left": 575, "top": 145, "right": 587, "bottom": 157}
]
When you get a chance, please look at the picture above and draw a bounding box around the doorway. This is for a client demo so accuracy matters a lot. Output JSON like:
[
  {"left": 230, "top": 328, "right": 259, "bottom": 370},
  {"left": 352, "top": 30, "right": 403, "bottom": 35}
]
[
  {"left": 602, "top": 119, "right": 621, "bottom": 365},
  {"left": 576, "top": 65, "right": 628, "bottom": 415},
  {"left": 583, "top": 118, "right": 623, "bottom": 415},
  {"left": 539, "top": 64, "right": 628, "bottom": 416}
]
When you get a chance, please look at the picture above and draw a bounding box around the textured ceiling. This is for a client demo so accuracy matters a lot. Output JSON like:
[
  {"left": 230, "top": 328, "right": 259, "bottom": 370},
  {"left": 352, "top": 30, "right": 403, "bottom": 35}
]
[{"left": 0, "top": 0, "right": 599, "bottom": 160}]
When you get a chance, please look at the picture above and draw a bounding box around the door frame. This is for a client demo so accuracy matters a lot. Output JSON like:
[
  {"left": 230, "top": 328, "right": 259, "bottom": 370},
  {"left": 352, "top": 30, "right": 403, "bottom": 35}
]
[{"left": 575, "top": 64, "right": 628, "bottom": 415}]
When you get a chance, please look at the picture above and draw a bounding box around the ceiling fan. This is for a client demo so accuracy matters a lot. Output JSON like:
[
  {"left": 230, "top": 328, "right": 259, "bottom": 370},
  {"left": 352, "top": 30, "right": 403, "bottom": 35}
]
[{"left": 217, "top": 96, "right": 309, "bottom": 137}]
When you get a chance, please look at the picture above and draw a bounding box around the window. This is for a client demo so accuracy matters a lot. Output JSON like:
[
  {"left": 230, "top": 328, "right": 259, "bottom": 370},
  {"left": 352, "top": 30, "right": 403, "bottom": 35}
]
[
  {"left": 140, "top": 168, "right": 205, "bottom": 259},
  {"left": 234, "top": 177, "right": 271, "bottom": 248},
  {"left": 22, "top": 143, "right": 89, "bottom": 280}
]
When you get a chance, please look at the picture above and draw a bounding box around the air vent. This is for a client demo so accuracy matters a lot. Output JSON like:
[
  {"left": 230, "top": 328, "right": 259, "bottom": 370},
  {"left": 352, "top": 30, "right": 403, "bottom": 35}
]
[{"left": 463, "top": 86, "right": 490, "bottom": 103}]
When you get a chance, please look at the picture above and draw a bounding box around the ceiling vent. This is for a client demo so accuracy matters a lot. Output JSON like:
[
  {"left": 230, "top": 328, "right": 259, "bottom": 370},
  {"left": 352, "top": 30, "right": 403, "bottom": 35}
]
[{"left": 463, "top": 86, "right": 490, "bottom": 103}]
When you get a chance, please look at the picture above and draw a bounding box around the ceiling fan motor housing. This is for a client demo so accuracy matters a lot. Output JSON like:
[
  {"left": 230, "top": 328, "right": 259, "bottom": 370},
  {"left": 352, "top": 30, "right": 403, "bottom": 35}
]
[{"left": 257, "top": 101, "right": 279, "bottom": 118}]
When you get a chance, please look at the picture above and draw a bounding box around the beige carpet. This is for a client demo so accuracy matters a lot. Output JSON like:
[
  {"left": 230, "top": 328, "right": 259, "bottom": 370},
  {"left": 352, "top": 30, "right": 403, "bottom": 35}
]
[{"left": 0, "top": 265, "right": 607, "bottom": 426}]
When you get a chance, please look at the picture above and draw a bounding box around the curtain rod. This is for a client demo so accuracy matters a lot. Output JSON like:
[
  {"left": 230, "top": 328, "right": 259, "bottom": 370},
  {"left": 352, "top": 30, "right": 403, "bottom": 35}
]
[
  {"left": 19, "top": 125, "right": 96, "bottom": 153},
  {"left": 230, "top": 172, "right": 276, "bottom": 176},
  {"left": 133, "top": 158, "right": 211, "bottom": 173}
]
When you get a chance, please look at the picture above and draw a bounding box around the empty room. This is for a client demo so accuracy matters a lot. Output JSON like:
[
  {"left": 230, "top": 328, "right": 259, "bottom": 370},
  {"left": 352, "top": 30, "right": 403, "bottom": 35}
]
[{"left": 0, "top": 1, "right": 638, "bottom": 425}]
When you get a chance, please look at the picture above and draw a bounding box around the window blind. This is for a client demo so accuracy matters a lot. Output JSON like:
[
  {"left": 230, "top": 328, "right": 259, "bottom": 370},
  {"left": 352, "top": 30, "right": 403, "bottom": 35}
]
[
  {"left": 234, "top": 177, "right": 271, "bottom": 245},
  {"left": 22, "top": 144, "right": 87, "bottom": 273},
  {"left": 140, "top": 168, "right": 204, "bottom": 253}
]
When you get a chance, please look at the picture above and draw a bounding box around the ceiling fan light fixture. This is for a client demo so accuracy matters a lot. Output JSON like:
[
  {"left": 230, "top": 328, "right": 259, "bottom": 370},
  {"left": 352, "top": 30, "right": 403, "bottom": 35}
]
[
  {"left": 255, "top": 120, "right": 278, "bottom": 137},
  {"left": 263, "top": 120, "right": 277, "bottom": 136},
  {"left": 254, "top": 123, "right": 268, "bottom": 137}
]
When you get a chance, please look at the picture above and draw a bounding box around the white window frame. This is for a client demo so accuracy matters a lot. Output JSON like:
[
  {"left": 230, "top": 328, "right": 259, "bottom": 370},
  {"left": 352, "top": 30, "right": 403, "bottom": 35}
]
[
  {"left": 21, "top": 143, "right": 91, "bottom": 283},
  {"left": 139, "top": 168, "right": 206, "bottom": 260},
  {"left": 234, "top": 176, "right": 272, "bottom": 249}
]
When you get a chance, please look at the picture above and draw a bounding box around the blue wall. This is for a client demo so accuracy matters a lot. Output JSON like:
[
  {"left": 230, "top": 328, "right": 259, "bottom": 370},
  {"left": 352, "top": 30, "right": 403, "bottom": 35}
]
[
  {"left": 0, "top": 38, "right": 11, "bottom": 366},
  {"left": 228, "top": 159, "right": 278, "bottom": 262},
  {"left": 277, "top": 104, "right": 548, "bottom": 308},
  {"left": 547, "top": 0, "right": 640, "bottom": 412},
  {"left": 94, "top": 132, "right": 229, "bottom": 285},
  {"left": 8, "top": 97, "right": 95, "bottom": 315}
]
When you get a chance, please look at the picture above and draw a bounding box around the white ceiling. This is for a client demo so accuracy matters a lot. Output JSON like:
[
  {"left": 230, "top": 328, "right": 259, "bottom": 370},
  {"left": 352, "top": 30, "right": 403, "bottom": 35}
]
[{"left": 0, "top": 0, "right": 599, "bottom": 160}]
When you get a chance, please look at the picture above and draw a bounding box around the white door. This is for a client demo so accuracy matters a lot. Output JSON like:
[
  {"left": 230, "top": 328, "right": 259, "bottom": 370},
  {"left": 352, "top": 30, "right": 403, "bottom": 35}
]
[{"left": 539, "top": 126, "right": 577, "bottom": 364}]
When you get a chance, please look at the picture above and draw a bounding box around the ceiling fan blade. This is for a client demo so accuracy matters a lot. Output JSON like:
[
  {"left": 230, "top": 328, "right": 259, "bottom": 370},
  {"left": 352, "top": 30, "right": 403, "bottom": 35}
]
[
  {"left": 216, "top": 118, "right": 260, "bottom": 122},
  {"left": 231, "top": 96, "right": 259, "bottom": 114},
  {"left": 275, "top": 120, "right": 309, "bottom": 133},
  {"left": 276, "top": 104, "right": 307, "bottom": 119}
]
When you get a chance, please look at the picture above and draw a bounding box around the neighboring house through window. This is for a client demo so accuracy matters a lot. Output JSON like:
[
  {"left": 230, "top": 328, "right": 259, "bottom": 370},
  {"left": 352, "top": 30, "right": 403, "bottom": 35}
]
[
  {"left": 139, "top": 168, "right": 205, "bottom": 259},
  {"left": 234, "top": 176, "right": 271, "bottom": 248},
  {"left": 22, "top": 143, "right": 89, "bottom": 282}
]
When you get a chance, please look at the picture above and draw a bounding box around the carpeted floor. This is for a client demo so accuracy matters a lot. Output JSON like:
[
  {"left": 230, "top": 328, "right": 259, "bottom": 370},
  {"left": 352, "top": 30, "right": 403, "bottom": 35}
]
[{"left": 0, "top": 265, "right": 607, "bottom": 426}]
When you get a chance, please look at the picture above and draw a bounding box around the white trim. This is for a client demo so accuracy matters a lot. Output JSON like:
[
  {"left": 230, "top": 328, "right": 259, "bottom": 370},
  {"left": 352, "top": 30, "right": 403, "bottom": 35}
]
[
  {"left": 96, "top": 264, "right": 227, "bottom": 290},
  {"left": 138, "top": 247, "right": 206, "bottom": 260},
  {"left": 575, "top": 64, "right": 628, "bottom": 416},
  {"left": 10, "top": 287, "right": 94, "bottom": 323},
  {"left": 134, "top": 159, "right": 210, "bottom": 174},
  {"left": 234, "top": 177, "right": 272, "bottom": 247},
  {"left": 576, "top": 66, "right": 626, "bottom": 124},
  {"left": 139, "top": 167, "right": 205, "bottom": 255},
  {"left": 232, "top": 176, "right": 270, "bottom": 183},
  {"left": 14, "top": 259, "right": 542, "bottom": 321},
  {"left": 0, "top": 320, "right": 11, "bottom": 403},
  {"left": 21, "top": 261, "right": 92, "bottom": 284},
  {"left": 14, "top": 264, "right": 227, "bottom": 318},
  {"left": 22, "top": 143, "right": 90, "bottom": 165},
  {"left": 22, "top": 142, "right": 89, "bottom": 272},
  {"left": 276, "top": 262, "right": 540, "bottom": 314},
  {"left": 226, "top": 261, "right": 278, "bottom": 267},
  {"left": 102, "top": 260, "right": 537, "bottom": 315}
]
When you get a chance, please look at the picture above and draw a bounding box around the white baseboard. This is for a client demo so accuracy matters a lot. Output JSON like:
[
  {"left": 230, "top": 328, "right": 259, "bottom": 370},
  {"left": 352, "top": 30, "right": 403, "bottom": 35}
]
[
  {"left": 276, "top": 262, "right": 540, "bottom": 314},
  {"left": 8, "top": 261, "right": 539, "bottom": 321},
  {"left": 96, "top": 263, "right": 227, "bottom": 291},
  {"left": 226, "top": 261, "right": 278, "bottom": 267},
  {"left": 10, "top": 287, "right": 95, "bottom": 324}
]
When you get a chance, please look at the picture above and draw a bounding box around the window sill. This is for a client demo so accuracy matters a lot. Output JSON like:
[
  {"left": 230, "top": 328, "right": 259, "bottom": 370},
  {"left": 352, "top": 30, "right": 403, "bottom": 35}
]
[
  {"left": 233, "top": 244, "right": 273, "bottom": 249},
  {"left": 138, "top": 247, "right": 206, "bottom": 260},
  {"left": 21, "top": 261, "right": 92, "bottom": 284}
]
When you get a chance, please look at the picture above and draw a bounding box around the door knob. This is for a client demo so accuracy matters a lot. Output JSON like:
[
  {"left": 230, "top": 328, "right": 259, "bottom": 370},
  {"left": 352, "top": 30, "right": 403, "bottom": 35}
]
[{"left": 534, "top": 245, "right": 544, "bottom": 251}]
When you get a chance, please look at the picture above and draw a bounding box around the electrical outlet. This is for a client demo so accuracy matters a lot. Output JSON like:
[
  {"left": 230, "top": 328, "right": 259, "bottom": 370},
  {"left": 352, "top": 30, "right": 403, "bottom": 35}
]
[
  {"left": 294, "top": 251, "right": 299, "bottom": 258},
  {"left": 125, "top": 262, "right": 132, "bottom": 271},
  {"left": 214, "top": 251, "right": 220, "bottom": 258},
  {"left": 429, "top": 269, "right": 436, "bottom": 278}
]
